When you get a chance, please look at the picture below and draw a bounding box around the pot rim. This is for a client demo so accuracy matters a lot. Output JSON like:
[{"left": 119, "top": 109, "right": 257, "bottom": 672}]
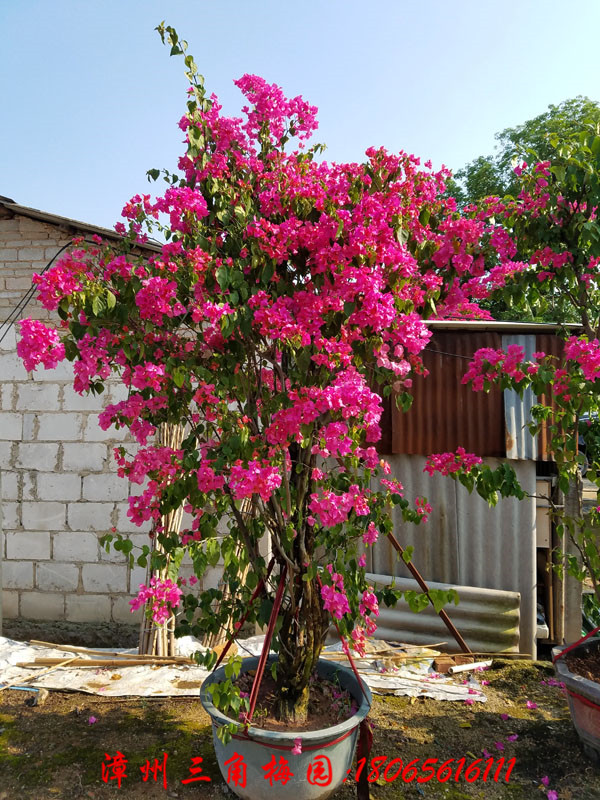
[
  {"left": 553, "top": 640, "right": 600, "bottom": 692},
  {"left": 200, "top": 654, "right": 372, "bottom": 746}
]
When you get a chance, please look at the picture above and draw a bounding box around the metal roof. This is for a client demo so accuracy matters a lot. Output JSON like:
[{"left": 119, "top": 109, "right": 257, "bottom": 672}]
[
  {"left": 0, "top": 196, "right": 161, "bottom": 252},
  {"left": 426, "top": 320, "right": 582, "bottom": 332}
]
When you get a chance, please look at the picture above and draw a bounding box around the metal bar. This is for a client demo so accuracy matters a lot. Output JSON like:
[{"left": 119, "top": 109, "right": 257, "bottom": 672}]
[{"left": 385, "top": 530, "right": 472, "bottom": 654}]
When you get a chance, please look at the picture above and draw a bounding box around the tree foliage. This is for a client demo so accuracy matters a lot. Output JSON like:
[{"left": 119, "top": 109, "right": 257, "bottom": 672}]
[{"left": 453, "top": 97, "right": 600, "bottom": 206}]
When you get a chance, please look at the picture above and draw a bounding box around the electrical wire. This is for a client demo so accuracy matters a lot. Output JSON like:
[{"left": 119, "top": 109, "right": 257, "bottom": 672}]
[{"left": 0, "top": 241, "right": 73, "bottom": 345}]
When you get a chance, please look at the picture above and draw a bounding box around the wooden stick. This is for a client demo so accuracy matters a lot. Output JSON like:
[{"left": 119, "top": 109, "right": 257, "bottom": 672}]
[
  {"left": 28, "top": 640, "right": 190, "bottom": 660},
  {"left": 0, "top": 657, "right": 79, "bottom": 692},
  {"left": 16, "top": 657, "right": 188, "bottom": 668}
]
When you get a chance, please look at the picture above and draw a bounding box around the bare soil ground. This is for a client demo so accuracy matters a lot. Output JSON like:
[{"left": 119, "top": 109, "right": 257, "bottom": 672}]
[{"left": 1, "top": 656, "right": 600, "bottom": 800}]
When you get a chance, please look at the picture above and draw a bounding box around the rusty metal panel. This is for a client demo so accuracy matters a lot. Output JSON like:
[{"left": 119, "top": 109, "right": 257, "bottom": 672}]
[
  {"left": 503, "top": 335, "right": 538, "bottom": 460},
  {"left": 367, "top": 455, "right": 537, "bottom": 657},
  {"left": 536, "top": 333, "right": 565, "bottom": 461},
  {"left": 390, "top": 332, "right": 505, "bottom": 457},
  {"left": 366, "top": 573, "right": 521, "bottom": 653}
]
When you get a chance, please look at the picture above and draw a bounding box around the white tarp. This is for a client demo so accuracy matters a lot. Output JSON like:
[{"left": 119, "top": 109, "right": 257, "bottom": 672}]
[{"left": 0, "top": 635, "right": 486, "bottom": 702}]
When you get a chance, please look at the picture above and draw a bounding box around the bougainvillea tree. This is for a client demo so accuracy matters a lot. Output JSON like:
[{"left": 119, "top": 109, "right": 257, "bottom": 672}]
[
  {"left": 17, "top": 26, "right": 531, "bottom": 721},
  {"left": 443, "top": 126, "right": 600, "bottom": 614}
]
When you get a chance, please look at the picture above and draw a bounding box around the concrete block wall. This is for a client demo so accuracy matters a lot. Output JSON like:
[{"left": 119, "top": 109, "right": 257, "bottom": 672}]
[{"left": 0, "top": 212, "right": 153, "bottom": 624}]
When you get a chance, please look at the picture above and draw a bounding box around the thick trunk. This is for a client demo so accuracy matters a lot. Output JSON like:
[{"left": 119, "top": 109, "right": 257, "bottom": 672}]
[{"left": 274, "top": 576, "right": 328, "bottom": 724}]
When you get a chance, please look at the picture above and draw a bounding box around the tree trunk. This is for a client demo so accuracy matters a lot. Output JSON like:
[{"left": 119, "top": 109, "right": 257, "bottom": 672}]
[{"left": 275, "top": 576, "right": 329, "bottom": 723}]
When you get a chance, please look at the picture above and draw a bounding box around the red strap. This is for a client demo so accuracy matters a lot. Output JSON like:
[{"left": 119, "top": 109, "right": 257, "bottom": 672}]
[
  {"left": 567, "top": 687, "right": 600, "bottom": 712},
  {"left": 231, "top": 727, "right": 354, "bottom": 750},
  {"left": 244, "top": 564, "right": 288, "bottom": 726},
  {"left": 214, "top": 557, "right": 276, "bottom": 671},
  {"left": 357, "top": 718, "right": 374, "bottom": 800},
  {"left": 552, "top": 626, "right": 600, "bottom": 664}
]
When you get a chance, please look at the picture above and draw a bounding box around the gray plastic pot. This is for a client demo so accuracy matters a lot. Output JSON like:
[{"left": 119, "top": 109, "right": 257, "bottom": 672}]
[
  {"left": 553, "top": 638, "right": 600, "bottom": 761},
  {"left": 200, "top": 655, "right": 372, "bottom": 800}
]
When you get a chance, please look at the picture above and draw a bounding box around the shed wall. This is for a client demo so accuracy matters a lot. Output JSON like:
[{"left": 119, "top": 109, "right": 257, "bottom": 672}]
[{"left": 366, "top": 455, "right": 537, "bottom": 657}]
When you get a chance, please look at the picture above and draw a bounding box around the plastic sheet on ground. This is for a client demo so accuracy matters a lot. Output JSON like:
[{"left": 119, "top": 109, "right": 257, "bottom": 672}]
[{"left": 0, "top": 635, "right": 486, "bottom": 702}]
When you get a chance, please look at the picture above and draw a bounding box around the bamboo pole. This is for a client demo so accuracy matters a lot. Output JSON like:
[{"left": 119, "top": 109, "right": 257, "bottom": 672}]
[{"left": 139, "top": 422, "right": 185, "bottom": 657}]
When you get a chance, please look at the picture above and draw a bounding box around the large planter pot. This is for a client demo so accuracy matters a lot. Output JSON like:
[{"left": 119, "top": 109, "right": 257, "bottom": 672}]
[
  {"left": 553, "top": 638, "right": 600, "bottom": 761},
  {"left": 200, "top": 655, "right": 372, "bottom": 800}
]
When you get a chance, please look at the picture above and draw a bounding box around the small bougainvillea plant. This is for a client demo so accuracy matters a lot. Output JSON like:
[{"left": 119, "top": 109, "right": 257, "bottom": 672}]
[
  {"left": 15, "top": 24, "right": 577, "bottom": 721},
  {"left": 458, "top": 129, "right": 600, "bottom": 611}
]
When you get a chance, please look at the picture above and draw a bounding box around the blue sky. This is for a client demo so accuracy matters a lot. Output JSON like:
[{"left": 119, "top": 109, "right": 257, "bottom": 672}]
[{"left": 2, "top": 0, "right": 600, "bottom": 230}]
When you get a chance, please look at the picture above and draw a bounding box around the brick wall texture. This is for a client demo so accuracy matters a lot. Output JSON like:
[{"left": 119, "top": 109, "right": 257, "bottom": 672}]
[{"left": 0, "top": 212, "right": 206, "bottom": 624}]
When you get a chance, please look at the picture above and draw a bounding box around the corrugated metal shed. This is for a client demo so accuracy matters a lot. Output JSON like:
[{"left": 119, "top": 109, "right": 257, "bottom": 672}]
[
  {"left": 366, "top": 574, "right": 520, "bottom": 653},
  {"left": 366, "top": 455, "right": 537, "bottom": 657},
  {"left": 381, "top": 322, "right": 573, "bottom": 461},
  {"left": 503, "top": 335, "right": 538, "bottom": 460}
]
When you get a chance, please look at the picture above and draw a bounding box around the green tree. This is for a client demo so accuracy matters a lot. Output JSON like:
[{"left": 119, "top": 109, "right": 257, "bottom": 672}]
[{"left": 454, "top": 97, "right": 600, "bottom": 205}]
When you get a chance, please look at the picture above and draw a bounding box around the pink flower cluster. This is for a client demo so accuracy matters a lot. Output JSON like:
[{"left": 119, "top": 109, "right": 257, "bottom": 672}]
[
  {"left": 462, "top": 344, "right": 543, "bottom": 391},
  {"left": 135, "top": 276, "right": 184, "bottom": 325},
  {"left": 17, "top": 319, "right": 66, "bottom": 372},
  {"left": 564, "top": 336, "right": 600, "bottom": 382},
  {"left": 130, "top": 576, "right": 184, "bottom": 624},
  {"left": 234, "top": 74, "right": 318, "bottom": 146},
  {"left": 424, "top": 447, "right": 483, "bottom": 477},
  {"left": 229, "top": 460, "right": 282, "bottom": 502},
  {"left": 32, "top": 253, "right": 85, "bottom": 310},
  {"left": 114, "top": 445, "right": 182, "bottom": 485},
  {"left": 308, "top": 485, "right": 370, "bottom": 528},
  {"left": 320, "top": 566, "right": 350, "bottom": 619}
]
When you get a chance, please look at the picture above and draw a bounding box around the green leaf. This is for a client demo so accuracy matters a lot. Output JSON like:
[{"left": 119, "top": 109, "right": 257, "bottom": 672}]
[
  {"left": 92, "top": 296, "right": 103, "bottom": 316},
  {"left": 173, "top": 367, "right": 186, "bottom": 388},
  {"left": 216, "top": 266, "right": 230, "bottom": 290}
]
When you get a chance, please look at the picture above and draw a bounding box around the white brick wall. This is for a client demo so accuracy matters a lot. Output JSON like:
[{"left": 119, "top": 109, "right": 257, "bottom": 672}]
[
  {"left": 6, "top": 531, "right": 51, "bottom": 560},
  {"left": 37, "top": 473, "right": 81, "bottom": 501},
  {"left": 36, "top": 562, "right": 80, "bottom": 592},
  {"left": 63, "top": 442, "right": 108, "bottom": 472},
  {"left": 0, "top": 213, "right": 153, "bottom": 623},
  {"left": 1, "top": 211, "right": 208, "bottom": 626},
  {"left": 53, "top": 531, "right": 99, "bottom": 561},
  {"left": 82, "top": 564, "right": 127, "bottom": 593}
]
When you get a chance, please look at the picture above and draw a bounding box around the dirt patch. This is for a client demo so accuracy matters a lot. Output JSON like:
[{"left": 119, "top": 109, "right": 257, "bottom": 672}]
[
  {"left": 234, "top": 670, "right": 354, "bottom": 731},
  {"left": 565, "top": 647, "right": 600, "bottom": 683},
  {"left": 2, "top": 618, "right": 139, "bottom": 649},
  {"left": 1, "top": 657, "right": 600, "bottom": 799}
]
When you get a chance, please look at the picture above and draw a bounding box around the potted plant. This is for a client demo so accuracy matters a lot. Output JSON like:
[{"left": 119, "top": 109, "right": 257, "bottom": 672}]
[{"left": 16, "top": 24, "right": 534, "bottom": 799}]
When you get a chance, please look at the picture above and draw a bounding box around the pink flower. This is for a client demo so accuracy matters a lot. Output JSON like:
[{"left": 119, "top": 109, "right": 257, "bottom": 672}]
[
  {"left": 541, "top": 776, "right": 550, "bottom": 786},
  {"left": 88, "top": 716, "right": 97, "bottom": 725},
  {"left": 506, "top": 734, "right": 518, "bottom": 742},
  {"left": 500, "top": 713, "right": 509, "bottom": 721},
  {"left": 291, "top": 737, "right": 302, "bottom": 755},
  {"left": 495, "top": 741, "right": 504, "bottom": 751},
  {"left": 526, "top": 700, "right": 537, "bottom": 709},
  {"left": 464, "top": 698, "right": 474, "bottom": 705},
  {"left": 547, "top": 791, "right": 558, "bottom": 800}
]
